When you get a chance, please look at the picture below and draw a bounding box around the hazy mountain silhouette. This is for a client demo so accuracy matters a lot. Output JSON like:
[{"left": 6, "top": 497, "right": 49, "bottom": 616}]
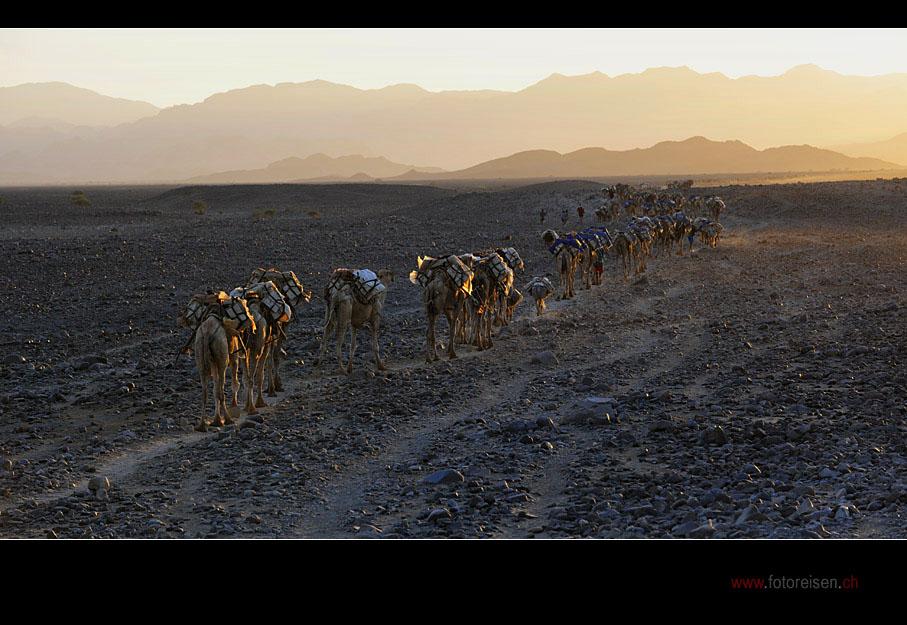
[
  {"left": 0, "top": 82, "right": 159, "bottom": 127},
  {"left": 4, "top": 66, "right": 907, "bottom": 184},
  {"left": 833, "top": 132, "right": 907, "bottom": 166},
  {"left": 185, "top": 153, "right": 445, "bottom": 184},
  {"left": 386, "top": 137, "right": 900, "bottom": 180}
]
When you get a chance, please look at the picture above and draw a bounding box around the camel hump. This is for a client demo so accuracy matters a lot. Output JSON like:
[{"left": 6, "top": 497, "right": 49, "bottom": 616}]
[{"left": 324, "top": 268, "right": 359, "bottom": 301}]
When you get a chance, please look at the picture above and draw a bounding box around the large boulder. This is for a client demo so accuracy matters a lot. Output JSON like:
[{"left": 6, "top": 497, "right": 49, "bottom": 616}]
[
  {"left": 530, "top": 351, "right": 559, "bottom": 366},
  {"left": 561, "top": 397, "right": 617, "bottom": 425}
]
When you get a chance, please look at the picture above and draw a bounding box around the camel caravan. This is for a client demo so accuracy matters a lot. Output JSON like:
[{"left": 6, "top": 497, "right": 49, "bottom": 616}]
[
  {"left": 545, "top": 183, "right": 728, "bottom": 290},
  {"left": 174, "top": 182, "right": 726, "bottom": 427},
  {"left": 408, "top": 247, "right": 524, "bottom": 362},
  {"left": 177, "top": 270, "right": 312, "bottom": 431}
]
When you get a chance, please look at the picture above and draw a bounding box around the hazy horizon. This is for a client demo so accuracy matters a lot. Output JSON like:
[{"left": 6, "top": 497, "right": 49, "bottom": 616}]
[
  {"left": 4, "top": 28, "right": 907, "bottom": 185},
  {"left": 3, "top": 28, "right": 907, "bottom": 107}
]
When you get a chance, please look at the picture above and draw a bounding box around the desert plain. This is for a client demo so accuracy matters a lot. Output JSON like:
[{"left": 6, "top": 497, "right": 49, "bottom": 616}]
[{"left": 1, "top": 176, "right": 905, "bottom": 538}]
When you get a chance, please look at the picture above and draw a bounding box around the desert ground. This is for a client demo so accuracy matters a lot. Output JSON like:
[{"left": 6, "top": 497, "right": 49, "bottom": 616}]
[{"left": 1, "top": 176, "right": 906, "bottom": 539}]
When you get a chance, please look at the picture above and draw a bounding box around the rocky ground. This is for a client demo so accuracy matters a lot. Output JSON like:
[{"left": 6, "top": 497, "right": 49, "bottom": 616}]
[{"left": 1, "top": 177, "right": 906, "bottom": 538}]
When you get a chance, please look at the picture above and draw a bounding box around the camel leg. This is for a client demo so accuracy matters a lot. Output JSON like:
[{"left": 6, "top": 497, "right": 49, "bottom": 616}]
[
  {"left": 336, "top": 318, "right": 349, "bottom": 375},
  {"left": 265, "top": 347, "right": 277, "bottom": 397},
  {"left": 243, "top": 349, "right": 258, "bottom": 415},
  {"left": 426, "top": 312, "right": 439, "bottom": 363},
  {"left": 271, "top": 331, "right": 285, "bottom": 392},
  {"left": 227, "top": 348, "right": 239, "bottom": 407},
  {"left": 475, "top": 309, "right": 485, "bottom": 350},
  {"left": 196, "top": 366, "right": 209, "bottom": 432},
  {"left": 484, "top": 310, "right": 494, "bottom": 350},
  {"left": 265, "top": 347, "right": 279, "bottom": 397},
  {"left": 447, "top": 304, "right": 460, "bottom": 360},
  {"left": 371, "top": 318, "right": 387, "bottom": 371},
  {"left": 220, "top": 359, "right": 235, "bottom": 426},
  {"left": 316, "top": 316, "right": 333, "bottom": 373},
  {"left": 209, "top": 364, "right": 225, "bottom": 428},
  {"left": 254, "top": 347, "right": 268, "bottom": 408},
  {"left": 347, "top": 326, "right": 357, "bottom": 375}
]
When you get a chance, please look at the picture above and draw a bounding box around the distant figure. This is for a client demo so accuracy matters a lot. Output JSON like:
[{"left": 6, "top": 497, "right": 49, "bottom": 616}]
[
  {"left": 577, "top": 204, "right": 585, "bottom": 223},
  {"left": 561, "top": 209, "right": 569, "bottom": 227},
  {"left": 593, "top": 251, "right": 604, "bottom": 283},
  {"left": 539, "top": 208, "right": 546, "bottom": 223}
]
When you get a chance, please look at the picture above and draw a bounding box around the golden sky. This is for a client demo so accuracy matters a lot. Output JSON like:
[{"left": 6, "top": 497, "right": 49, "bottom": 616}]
[{"left": 3, "top": 28, "right": 907, "bottom": 108}]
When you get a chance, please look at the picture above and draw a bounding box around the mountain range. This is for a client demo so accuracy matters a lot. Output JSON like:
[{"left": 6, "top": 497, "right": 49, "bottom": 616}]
[
  {"left": 3, "top": 66, "right": 907, "bottom": 185},
  {"left": 834, "top": 132, "right": 907, "bottom": 167},
  {"left": 184, "top": 153, "right": 445, "bottom": 184},
  {"left": 385, "top": 137, "right": 899, "bottom": 181}
]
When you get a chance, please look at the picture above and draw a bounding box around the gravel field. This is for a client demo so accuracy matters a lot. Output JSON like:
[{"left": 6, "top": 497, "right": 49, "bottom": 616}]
[{"left": 1, "top": 177, "right": 906, "bottom": 539}]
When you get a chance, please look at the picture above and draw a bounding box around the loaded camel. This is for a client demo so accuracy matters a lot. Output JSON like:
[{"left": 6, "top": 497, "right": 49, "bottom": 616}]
[
  {"left": 178, "top": 293, "right": 255, "bottom": 431},
  {"left": 410, "top": 255, "right": 473, "bottom": 363},
  {"left": 541, "top": 229, "right": 580, "bottom": 300},
  {"left": 246, "top": 269, "right": 312, "bottom": 395},
  {"left": 526, "top": 277, "right": 555, "bottom": 317},
  {"left": 317, "top": 268, "right": 395, "bottom": 375}
]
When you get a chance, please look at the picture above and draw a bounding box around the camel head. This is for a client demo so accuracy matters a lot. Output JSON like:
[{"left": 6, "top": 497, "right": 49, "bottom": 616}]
[
  {"left": 409, "top": 255, "right": 427, "bottom": 285},
  {"left": 377, "top": 269, "right": 395, "bottom": 286},
  {"left": 541, "top": 230, "right": 558, "bottom": 246},
  {"left": 409, "top": 255, "right": 439, "bottom": 286}
]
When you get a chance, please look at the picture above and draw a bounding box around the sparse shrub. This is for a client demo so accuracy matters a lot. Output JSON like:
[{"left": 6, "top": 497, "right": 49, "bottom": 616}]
[
  {"left": 264, "top": 209, "right": 277, "bottom": 222},
  {"left": 192, "top": 200, "right": 207, "bottom": 215},
  {"left": 72, "top": 193, "right": 91, "bottom": 207},
  {"left": 308, "top": 210, "right": 320, "bottom": 218},
  {"left": 252, "top": 210, "right": 263, "bottom": 220}
]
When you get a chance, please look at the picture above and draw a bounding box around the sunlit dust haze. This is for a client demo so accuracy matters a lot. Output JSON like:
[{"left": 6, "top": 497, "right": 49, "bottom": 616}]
[{"left": 2, "top": 28, "right": 907, "bottom": 185}]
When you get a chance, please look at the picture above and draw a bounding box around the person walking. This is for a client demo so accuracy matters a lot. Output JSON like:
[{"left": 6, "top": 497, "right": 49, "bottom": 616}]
[
  {"left": 539, "top": 207, "right": 546, "bottom": 224},
  {"left": 561, "top": 208, "right": 569, "bottom": 227},
  {"left": 577, "top": 204, "right": 585, "bottom": 223}
]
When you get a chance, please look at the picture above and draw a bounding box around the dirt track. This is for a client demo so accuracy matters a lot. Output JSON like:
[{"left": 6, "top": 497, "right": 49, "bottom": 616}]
[{"left": 1, "top": 178, "right": 906, "bottom": 538}]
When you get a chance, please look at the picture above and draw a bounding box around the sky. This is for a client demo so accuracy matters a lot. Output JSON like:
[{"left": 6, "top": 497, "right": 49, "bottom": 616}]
[{"left": 3, "top": 28, "right": 907, "bottom": 108}]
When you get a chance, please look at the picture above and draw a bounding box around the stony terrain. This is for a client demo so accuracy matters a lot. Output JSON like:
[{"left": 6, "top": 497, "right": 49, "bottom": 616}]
[{"left": 1, "top": 177, "right": 906, "bottom": 539}]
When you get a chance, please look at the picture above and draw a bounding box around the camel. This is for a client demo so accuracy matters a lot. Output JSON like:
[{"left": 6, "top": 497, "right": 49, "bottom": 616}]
[
  {"left": 670, "top": 213, "right": 693, "bottom": 255},
  {"left": 707, "top": 196, "right": 725, "bottom": 221},
  {"left": 495, "top": 247, "right": 524, "bottom": 274},
  {"left": 702, "top": 222, "right": 723, "bottom": 247},
  {"left": 542, "top": 230, "right": 580, "bottom": 300},
  {"left": 612, "top": 231, "right": 635, "bottom": 279},
  {"left": 688, "top": 195, "right": 705, "bottom": 217},
  {"left": 241, "top": 299, "right": 272, "bottom": 412},
  {"left": 526, "top": 277, "right": 555, "bottom": 316},
  {"left": 246, "top": 269, "right": 312, "bottom": 395},
  {"left": 504, "top": 288, "right": 522, "bottom": 324},
  {"left": 465, "top": 259, "right": 497, "bottom": 351},
  {"left": 178, "top": 293, "right": 255, "bottom": 428},
  {"left": 411, "top": 256, "right": 473, "bottom": 363},
  {"left": 655, "top": 215, "right": 675, "bottom": 258},
  {"left": 690, "top": 217, "right": 713, "bottom": 252},
  {"left": 192, "top": 316, "right": 234, "bottom": 432},
  {"left": 229, "top": 280, "right": 292, "bottom": 412},
  {"left": 317, "top": 269, "right": 395, "bottom": 375},
  {"left": 582, "top": 229, "right": 611, "bottom": 286},
  {"left": 624, "top": 223, "right": 651, "bottom": 274},
  {"left": 484, "top": 251, "right": 515, "bottom": 329},
  {"left": 574, "top": 238, "right": 595, "bottom": 291}
]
